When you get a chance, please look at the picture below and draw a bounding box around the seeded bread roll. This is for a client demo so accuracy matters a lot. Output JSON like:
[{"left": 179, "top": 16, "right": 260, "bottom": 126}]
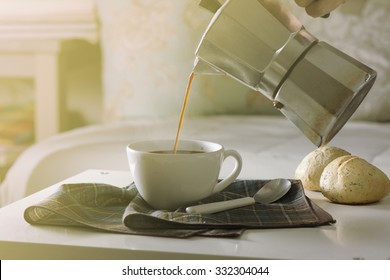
[
  {"left": 320, "top": 155, "right": 390, "bottom": 204},
  {"left": 294, "top": 146, "right": 350, "bottom": 191}
]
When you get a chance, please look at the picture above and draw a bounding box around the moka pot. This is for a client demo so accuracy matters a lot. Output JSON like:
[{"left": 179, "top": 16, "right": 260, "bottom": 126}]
[{"left": 195, "top": 0, "right": 376, "bottom": 146}]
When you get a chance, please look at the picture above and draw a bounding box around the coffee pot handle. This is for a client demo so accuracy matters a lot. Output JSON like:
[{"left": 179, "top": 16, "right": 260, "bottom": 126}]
[{"left": 199, "top": 0, "right": 222, "bottom": 13}]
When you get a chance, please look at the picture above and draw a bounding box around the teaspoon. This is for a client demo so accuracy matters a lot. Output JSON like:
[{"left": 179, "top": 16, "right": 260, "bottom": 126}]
[{"left": 186, "top": 178, "right": 291, "bottom": 214}]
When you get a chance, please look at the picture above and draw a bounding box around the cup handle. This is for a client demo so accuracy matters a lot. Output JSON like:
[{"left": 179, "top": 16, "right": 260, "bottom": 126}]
[{"left": 212, "top": 149, "right": 242, "bottom": 194}]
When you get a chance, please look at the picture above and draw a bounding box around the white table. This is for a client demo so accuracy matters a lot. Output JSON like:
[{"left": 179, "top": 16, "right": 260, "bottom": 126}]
[{"left": 0, "top": 169, "right": 389, "bottom": 260}]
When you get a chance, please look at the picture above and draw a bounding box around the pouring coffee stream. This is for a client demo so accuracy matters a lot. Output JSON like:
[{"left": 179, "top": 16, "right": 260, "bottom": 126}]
[{"left": 173, "top": 72, "right": 195, "bottom": 154}]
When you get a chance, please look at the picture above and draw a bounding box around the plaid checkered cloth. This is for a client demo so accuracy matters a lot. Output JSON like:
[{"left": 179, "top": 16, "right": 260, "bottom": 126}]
[{"left": 24, "top": 180, "right": 335, "bottom": 238}]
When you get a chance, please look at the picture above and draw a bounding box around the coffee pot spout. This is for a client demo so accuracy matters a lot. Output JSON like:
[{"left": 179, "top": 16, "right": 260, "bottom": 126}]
[{"left": 192, "top": 57, "right": 222, "bottom": 75}]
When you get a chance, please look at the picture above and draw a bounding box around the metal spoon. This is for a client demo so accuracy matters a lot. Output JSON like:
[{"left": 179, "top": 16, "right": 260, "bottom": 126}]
[{"left": 186, "top": 178, "right": 291, "bottom": 214}]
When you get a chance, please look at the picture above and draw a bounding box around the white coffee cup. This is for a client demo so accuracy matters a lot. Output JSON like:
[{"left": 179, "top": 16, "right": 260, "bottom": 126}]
[{"left": 126, "top": 139, "right": 242, "bottom": 210}]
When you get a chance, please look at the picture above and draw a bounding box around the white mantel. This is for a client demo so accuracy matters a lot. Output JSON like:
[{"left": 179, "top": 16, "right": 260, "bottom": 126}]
[{"left": 0, "top": 0, "right": 99, "bottom": 141}]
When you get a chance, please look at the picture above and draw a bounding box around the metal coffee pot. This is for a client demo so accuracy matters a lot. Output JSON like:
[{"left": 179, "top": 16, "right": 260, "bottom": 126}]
[{"left": 195, "top": 0, "right": 376, "bottom": 146}]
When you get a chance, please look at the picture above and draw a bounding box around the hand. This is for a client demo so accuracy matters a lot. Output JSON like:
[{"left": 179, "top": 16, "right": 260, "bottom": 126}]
[
  {"left": 258, "top": 0, "right": 302, "bottom": 32},
  {"left": 295, "top": 0, "right": 346, "bottom": 17}
]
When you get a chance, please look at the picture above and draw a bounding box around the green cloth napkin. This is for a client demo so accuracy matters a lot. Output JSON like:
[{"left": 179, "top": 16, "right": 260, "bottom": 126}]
[{"left": 24, "top": 180, "right": 335, "bottom": 238}]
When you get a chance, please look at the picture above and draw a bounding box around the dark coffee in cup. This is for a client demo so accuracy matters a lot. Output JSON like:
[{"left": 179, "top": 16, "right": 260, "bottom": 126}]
[{"left": 151, "top": 150, "right": 205, "bottom": 155}]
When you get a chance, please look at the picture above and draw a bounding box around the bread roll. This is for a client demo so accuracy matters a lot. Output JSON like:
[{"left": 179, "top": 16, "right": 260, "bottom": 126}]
[
  {"left": 294, "top": 146, "right": 350, "bottom": 191},
  {"left": 320, "top": 155, "right": 390, "bottom": 204}
]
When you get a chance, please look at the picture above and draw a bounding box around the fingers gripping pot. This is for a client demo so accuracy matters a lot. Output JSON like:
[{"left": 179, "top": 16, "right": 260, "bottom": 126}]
[{"left": 196, "top": 0, "right": 376, "bottom": 146}]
